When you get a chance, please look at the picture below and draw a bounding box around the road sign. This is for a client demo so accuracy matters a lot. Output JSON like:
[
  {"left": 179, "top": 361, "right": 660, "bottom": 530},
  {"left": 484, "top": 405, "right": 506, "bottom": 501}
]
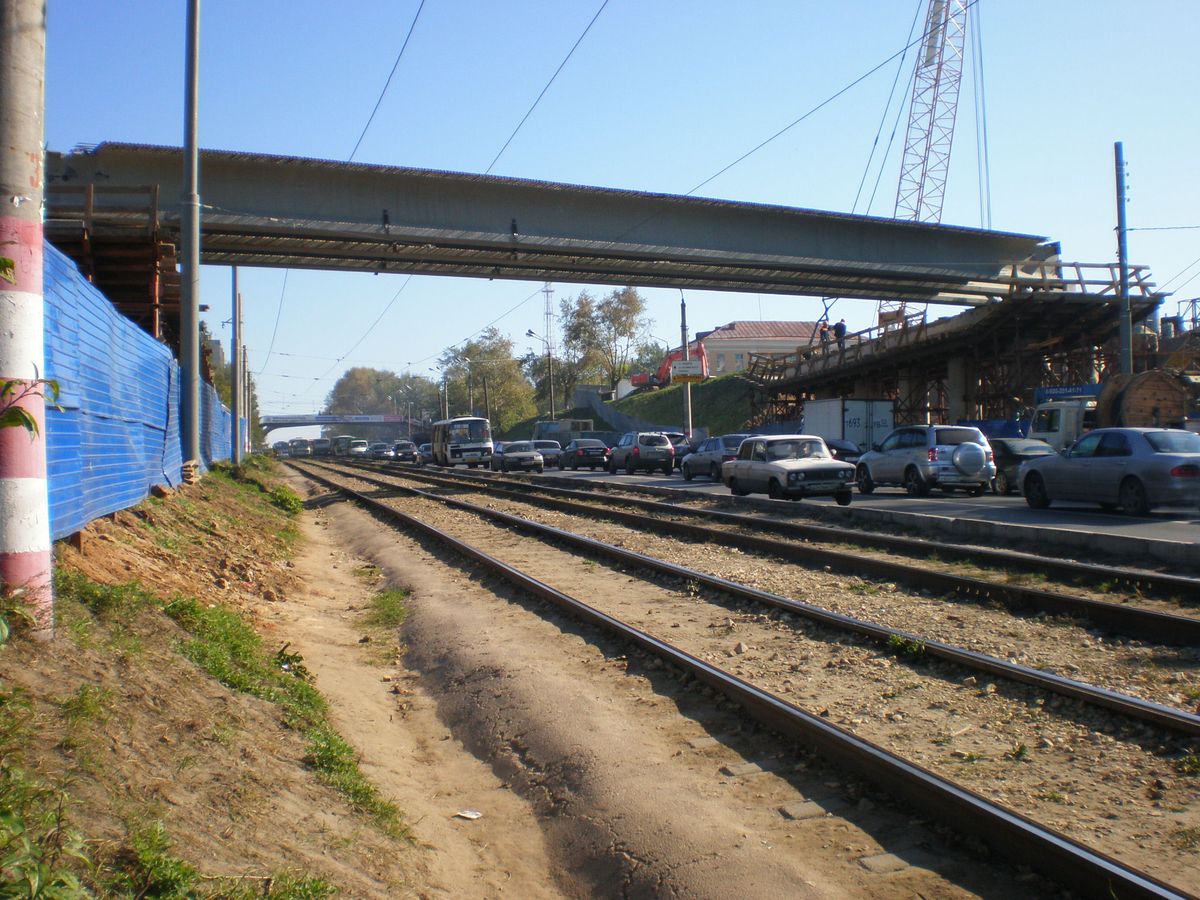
[{"left": 671, "top": 359, "right": 704, "bottom": 383}]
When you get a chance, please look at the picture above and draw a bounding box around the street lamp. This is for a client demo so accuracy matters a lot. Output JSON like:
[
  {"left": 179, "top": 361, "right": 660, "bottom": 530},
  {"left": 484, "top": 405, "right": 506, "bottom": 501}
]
[{"left": 526, "top": 329, "right": 556, "bottom": 420}]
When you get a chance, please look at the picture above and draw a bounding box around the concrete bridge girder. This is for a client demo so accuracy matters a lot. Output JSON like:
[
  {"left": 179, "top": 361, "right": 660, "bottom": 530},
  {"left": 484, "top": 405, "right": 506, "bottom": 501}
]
[{"left": 46, "top": 143, "right": 1054, "bottom": 306}]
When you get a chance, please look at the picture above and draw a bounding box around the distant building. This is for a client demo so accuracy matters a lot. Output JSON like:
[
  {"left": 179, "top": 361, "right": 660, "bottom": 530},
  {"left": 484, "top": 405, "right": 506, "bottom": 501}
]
[{"left": 699, "top": 321, "right": 821, "bottom": 373}]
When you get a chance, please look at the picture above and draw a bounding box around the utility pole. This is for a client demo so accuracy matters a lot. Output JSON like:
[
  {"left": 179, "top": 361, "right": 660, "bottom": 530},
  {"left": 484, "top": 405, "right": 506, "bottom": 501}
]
[
  {"left": 231, "top": 267, "right": 243, "bottom": 465},
  {"left": 542, "top": 282, "right": 556, "bottom": 419},
  {"left": 0, "top": 0, "right": 53, "bottom": 637},
  {"left": 242, "top": 345, "right": 250, "bottom": 447},
  {"left": 1114, "top": 141, "right": 1133, "bottom": 375},
  {"left": 180, "top": 0, "right": 202, "bottom": 468},
  {"left": 680, "top": 292, "right": 693, "bottom": 439}
]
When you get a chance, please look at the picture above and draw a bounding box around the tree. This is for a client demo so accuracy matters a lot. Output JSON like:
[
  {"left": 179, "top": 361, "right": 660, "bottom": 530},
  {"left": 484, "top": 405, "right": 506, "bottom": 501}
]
[
  {"left": 202, "top": 323, "right": 264, "bottom": 445},
  {"left": 323, "top": 368, "right": 439, "bottom": 440},
  {"left": 558, "top": 287, "right": 650, "bottom": 390},
  {"left": 438, "top": 328, "right": 535, "bottom": 434}
]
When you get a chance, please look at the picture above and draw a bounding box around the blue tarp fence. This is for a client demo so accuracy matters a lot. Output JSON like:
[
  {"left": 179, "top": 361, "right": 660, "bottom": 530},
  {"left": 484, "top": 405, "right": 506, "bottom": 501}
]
[{"left": 43, "top": 242, "right": 231, "bottom": 540}]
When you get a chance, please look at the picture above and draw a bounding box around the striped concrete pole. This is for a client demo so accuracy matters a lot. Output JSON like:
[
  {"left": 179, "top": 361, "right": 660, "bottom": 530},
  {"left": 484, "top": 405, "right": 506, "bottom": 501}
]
[{"left": 0, "top": 0, "right": 52, "bottom": 637}]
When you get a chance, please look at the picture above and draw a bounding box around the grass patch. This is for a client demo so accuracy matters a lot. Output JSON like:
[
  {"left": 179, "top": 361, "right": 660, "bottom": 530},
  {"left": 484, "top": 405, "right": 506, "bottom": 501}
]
[
  {"left": 162, "top": 595, "right": 405, "bottom": 836},
  {"left": 610, "top": 373, "right": 759, "bottom": 435},
  {"left": 56, "top": 684, "right": 113, "bottom": 727},
  {"left": 1036, "top": 790, "right": 1066, "bottom": 803},
  {"left": 362, "top": 589, "right": 409, "bottom": 631}
]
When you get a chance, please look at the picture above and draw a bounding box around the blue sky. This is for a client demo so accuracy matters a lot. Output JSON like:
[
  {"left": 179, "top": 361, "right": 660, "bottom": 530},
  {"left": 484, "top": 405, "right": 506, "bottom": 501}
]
[{"left": 45, "top": 1, "right": 1200, "bottom": 431}]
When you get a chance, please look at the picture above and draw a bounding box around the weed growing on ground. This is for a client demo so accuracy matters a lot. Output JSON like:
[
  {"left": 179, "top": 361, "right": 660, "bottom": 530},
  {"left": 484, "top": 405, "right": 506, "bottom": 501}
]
[
  {"left": 363, "top": 589, "right": 409, "bottom": 631},
  {"left": 1169, "top": 826, "right": 1200, "bottom": 851},
  {"left": 887, "top": 634, "right": 926, "bottom": 660},
  {"left": 269, "top": 485, "right": 305, "bottom": 516},
  {"left": 1005, "top": 742, "right": 1029, "bottom": 761},
  {"left": 1036, "top": 790, "right": 1066, "bottom": 803},
  {"left": 1177, "top": 753, "right": 1200, "bottom": 775}
]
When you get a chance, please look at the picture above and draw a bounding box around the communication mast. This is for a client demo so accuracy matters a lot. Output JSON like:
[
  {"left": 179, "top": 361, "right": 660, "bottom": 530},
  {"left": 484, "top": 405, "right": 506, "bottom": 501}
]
[{"left": 877, "top": 0, "right": 970, "bottom": 329}]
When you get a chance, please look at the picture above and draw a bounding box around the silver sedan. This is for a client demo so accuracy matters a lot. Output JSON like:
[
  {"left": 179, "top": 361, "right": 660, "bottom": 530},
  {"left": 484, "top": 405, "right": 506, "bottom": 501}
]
[{"left": 1019, "top": 427, "right": 1200, "bottom": 515}]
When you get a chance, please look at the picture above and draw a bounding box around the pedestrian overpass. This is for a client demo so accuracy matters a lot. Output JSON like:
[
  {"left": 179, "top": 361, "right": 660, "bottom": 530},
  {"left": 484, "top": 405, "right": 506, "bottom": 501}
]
[{"left": 259, "top": 413, "right": 413, "bottom": 437}]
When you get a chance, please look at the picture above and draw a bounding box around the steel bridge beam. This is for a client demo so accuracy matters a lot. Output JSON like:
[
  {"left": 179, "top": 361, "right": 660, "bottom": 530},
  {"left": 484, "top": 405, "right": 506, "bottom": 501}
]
[{"left": 46, "top": 143, "right": 1053, "bottom": 306}]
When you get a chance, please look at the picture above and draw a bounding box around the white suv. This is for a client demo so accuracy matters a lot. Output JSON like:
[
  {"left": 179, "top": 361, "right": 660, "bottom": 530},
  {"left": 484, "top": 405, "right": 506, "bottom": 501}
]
[{"left": 856, "top": 425, "right": 995, "bottom": 496}]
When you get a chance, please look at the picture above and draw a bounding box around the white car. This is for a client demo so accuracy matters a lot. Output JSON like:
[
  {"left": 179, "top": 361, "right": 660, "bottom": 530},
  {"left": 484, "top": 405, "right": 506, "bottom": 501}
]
[
  {"left": 348, "top": 439, "right": 369, "bottom": 457},
  {"left": 722, "top": 434, "right": 855, "bottom": 505}
]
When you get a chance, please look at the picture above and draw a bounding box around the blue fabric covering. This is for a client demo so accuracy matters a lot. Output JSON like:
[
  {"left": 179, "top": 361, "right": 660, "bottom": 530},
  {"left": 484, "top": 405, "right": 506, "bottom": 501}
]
[{"left": 42, "top": 242, "right": 231, "bottom": 539}]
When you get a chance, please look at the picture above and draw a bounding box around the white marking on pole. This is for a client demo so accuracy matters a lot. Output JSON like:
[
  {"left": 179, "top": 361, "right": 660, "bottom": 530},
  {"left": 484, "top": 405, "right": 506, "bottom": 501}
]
[
  {"left": 0, "top": 289, "right": 46, "bottom": 376},
  {"left": 0, "top": 478, "right": 51, "bottom": 555}
]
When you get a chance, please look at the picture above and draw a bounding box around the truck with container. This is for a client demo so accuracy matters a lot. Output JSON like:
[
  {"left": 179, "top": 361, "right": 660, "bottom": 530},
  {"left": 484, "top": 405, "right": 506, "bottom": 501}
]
[
  {"left": 801, "top": 399, "right": 894, "bottom": 451},
  {"left": 1028, "top": 371, "right": 1190, "bottom": 450}
]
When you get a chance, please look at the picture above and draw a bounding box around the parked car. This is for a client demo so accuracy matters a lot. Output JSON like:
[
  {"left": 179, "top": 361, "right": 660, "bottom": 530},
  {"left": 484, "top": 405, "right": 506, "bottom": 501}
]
[
  {"left": 368, "top": 442, "right": 394, "bottom": 460},
  {"left": 663, "top": 432, "right": 693, "bottom": 470},
  {"left": 856, "top": 425, "right": 995, "bottom": 496},
  {"left": 990, "top": 437, "right": 1055, "bottom": 494},
  {"left": 1020, "top": 427, "right": 1200, "bottom": 515},
  {"left": 721, "top": 434, "right": 855, "bottom": 505},
  {"left": 562, "top": 438, "right": 609, "bottom": 470},
  {"left": 825, "top": 438, "right": 863, "bottom": 466},
  {"left": 348, "top": 439, "right": 370, "bottom": 457},
  {"left": 608, "top": 432, "right": 674, "bottom": 475},
  {"left": 681, "top": 433, "right": 754, "bottom": 481},
  {"left": 490, "top": 441, "right": 544, "bottom": 473},
  {"left": 417, "top": 443, "right": 434, "bottom": 465},
  {"left": 392, "top": 440, "right": 419, "bottom": 463},
  {"left": 532, "top": 440, "right": 563, "bottom": 468}
]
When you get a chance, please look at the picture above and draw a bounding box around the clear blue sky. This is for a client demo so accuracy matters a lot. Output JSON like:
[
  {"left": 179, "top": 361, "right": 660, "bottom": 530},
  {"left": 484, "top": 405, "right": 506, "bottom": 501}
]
[{"left": 45, "top": 1, "right": 1200, "bottom": 435}]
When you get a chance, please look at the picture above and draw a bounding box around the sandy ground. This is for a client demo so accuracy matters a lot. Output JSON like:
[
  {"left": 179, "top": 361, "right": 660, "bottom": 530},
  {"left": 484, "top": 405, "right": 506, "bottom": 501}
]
[{"left": 269, "top": 472, "right": 1042, "bottom": 898}]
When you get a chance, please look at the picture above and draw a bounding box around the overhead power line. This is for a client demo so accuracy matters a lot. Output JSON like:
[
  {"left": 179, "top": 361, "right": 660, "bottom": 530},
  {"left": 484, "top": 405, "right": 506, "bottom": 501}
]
[
  {"left": 349, "top": 0, "right": 428, "bottom": 162},
  {"left": 485, "top": 0, "right": 610, "bottom": 175}
]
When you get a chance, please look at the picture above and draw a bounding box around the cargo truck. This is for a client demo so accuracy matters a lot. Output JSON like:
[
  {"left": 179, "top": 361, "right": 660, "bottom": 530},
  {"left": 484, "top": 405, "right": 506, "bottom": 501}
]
[
  {"left": 802, "top": 399, "right": 894, "bottom": 450},
  {"left": 1028, "top": 371, "right": 1190, "bottom": 450}
]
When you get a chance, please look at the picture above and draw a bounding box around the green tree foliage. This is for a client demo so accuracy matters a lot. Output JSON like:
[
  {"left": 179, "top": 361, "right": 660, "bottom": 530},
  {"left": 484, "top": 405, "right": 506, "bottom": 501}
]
[
  {"left": 438, "top": 328, "right": 534, "bottom": 434},
  {"left": 559, "top": 287, "right": 651, "bottom": 390},
  {"left": 323, "top": 368, "right": 439, "bottom": 440}
]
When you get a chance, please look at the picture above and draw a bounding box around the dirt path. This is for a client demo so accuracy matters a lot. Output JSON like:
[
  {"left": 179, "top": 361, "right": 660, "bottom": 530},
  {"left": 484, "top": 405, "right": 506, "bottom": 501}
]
[{"left": 271, "top": 474, "right": 1034, "bottom": 898}]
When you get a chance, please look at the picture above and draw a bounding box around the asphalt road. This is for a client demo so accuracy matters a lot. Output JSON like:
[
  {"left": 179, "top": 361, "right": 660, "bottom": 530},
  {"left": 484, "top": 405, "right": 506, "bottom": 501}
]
[{"left": 543, "top": 466, "right": 1200, "bottom": 549}]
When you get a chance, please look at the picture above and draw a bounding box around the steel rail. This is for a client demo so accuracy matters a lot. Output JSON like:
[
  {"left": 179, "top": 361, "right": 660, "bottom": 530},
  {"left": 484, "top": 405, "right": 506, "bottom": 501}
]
[
  {"left": 340, "top": 460, "right": 1200, "bottom": 647},
  {"left": 387, "top": 461, "right": 1200, "bottom": 600},
  {"left": 291, "top": 462, "right": 1191, "bottom": 900},
  {"left": 301, "top": 461, "right": 1200, "bottom": 738}
]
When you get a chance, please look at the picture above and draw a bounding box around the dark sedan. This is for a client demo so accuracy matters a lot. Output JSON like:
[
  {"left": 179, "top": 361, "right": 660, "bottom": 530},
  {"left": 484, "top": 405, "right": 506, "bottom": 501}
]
[
  {"left": 562, "top": 438, "right": 609, "bottom": 470},
  {"left": 1020, "top": 427, "right": 1200, "bottom": 515},
  {"left": 824, "top": 438, "right": 863, "bottom": 466},
  {"left": 990, "top": 437, "right": 1054, "bottom": 494}
]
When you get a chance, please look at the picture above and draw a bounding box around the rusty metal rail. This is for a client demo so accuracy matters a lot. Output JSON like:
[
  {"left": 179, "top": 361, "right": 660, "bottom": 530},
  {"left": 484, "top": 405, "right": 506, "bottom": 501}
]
[{"left": 290, "top": 461, "right": 1191, "bottom": 900}]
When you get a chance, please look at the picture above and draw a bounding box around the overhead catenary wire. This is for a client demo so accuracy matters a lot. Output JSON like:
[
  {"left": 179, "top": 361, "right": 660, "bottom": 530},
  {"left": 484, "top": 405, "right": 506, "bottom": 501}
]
[
  {"left": 349, "top": 0, "right": 427, "bottom": 162},
  {"left": 255, "top": 269, "right": 289, "bottom": 376},
  {"left": 484, "top": 0, "right": 610, "bottom": 175},
  {"left": 1158, "top": 252, "right": 1200, "bottom": 290}
]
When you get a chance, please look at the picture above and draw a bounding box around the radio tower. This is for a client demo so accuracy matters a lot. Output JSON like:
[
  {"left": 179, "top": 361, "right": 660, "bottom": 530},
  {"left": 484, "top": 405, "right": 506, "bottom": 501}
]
[{"left": 877, "top": 0, "right": 970, "bottom": 329}]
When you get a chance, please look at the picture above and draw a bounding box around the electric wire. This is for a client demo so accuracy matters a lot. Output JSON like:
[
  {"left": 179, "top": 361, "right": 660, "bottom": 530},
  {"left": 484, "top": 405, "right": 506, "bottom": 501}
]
[
  {"left": 255, "top": 269, "right": 289, "bottom": 376},
  {"left": 684, "top": 0, "right": 980, "bottom": 199},
  {"left": 307, "top": 276, "right": 415, "bottom": 391},
  {"left": 485, "top": 0, "right": 610, "bottom": 175},
  {"left": 1159, "top": 252, "right": 1200, "bottom": 291},
  {"left": 852, "top": 1, "right": 923, "bottom": 215},
  {"left": 349, "top": 0, "right": 428, "bottom": 162},
  {"left": 406, "top": 287, "right": 545, "bottom": 369},
  {"left": 971, "top": 1, "right": 992, "bottom": 229},
  {"left": 1129, "top": 224, "right": 1200, "bottom": 232}
]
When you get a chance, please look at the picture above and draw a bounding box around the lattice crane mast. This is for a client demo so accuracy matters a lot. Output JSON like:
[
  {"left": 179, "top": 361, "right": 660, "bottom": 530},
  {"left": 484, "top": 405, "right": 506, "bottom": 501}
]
[{"left": 877, "top": 0, "right": 970, "bottom": 329}]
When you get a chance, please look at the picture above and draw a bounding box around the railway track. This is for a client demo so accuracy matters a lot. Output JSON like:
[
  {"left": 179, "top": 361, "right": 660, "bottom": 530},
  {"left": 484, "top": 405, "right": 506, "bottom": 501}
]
[
  {"left": 399, "top": 462, "right": 1198, "bottom": 597},
  {"left": 349, "top": 459, "right": 1200, "bottom": 645},
  {"left": 291, "top": 460, "right": 1197, "bottom": 898}
]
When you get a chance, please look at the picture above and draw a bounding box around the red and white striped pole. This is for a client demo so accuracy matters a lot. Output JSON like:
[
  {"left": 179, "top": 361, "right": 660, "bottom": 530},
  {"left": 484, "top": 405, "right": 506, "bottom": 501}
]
[{"left": 0, "top": 0, "right": 52, "bottom": 637}]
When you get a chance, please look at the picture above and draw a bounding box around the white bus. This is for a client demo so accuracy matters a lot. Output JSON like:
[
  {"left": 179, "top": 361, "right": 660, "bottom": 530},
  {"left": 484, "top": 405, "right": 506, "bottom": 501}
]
[{"left": 431, "top": 416, "right": 493, "bottom": 468}]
